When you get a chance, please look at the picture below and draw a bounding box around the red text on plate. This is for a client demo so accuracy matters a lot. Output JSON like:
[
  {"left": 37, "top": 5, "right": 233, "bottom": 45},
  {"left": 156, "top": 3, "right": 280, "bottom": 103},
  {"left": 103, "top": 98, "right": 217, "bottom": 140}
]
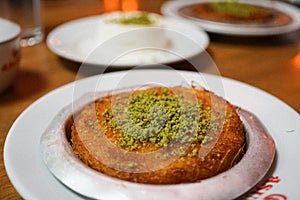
[{"left": 244, "top": 176, "right": 287, "bottom": 200}]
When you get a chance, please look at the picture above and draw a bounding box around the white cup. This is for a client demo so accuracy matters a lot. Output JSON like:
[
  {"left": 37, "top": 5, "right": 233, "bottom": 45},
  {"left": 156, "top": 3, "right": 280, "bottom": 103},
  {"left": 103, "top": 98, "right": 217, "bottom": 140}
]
[
  {"left": 0, "top": 0, "right": 43, "bottom": 46},
  {"left": 0, "top": 18, "right": 21, "bottom": 93}
]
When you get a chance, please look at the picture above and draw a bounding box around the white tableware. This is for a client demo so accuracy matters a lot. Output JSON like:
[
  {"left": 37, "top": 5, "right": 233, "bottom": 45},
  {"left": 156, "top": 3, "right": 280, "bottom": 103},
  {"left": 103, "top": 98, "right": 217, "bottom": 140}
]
[
  {"left": 0, "top": 18, "right": 21, "bottom": 93},
  {"left": 0, "top": 0, "right": 43, "bottom": 46},
  {"left": 161, "top": 0, "right": 300, "bottom": 36},
  {"left": 40, "top": 87, "right": 275, "bottom": 200},
  {"left": 4, "top": 70, "right": 300, "bottom": 199},
  {"left": 46, "top": 13, "right": 209, "bottom": 67}
]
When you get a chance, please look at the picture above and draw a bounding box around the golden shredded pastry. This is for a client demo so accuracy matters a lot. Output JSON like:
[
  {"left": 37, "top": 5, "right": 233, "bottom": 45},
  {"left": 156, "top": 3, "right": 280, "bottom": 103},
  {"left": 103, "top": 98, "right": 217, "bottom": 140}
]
[
  {"left": 179, "top": 2, "right": 292, "bottom": 26},
  {"left": 70, "top": 86, "right": 245, "bottom": 184}
]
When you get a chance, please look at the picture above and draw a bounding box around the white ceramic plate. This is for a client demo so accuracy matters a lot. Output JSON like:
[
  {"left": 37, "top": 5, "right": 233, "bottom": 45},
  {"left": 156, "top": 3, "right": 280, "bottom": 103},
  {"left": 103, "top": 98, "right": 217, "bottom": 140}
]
[
  {"left": 0, "top": 18, "right": 21, "bottom": 43},
  {"left": 161, "top": 0, "right": 300, "bottom": 36},
  {"left": 4, "top": 70, "right": 300, "bottom": 200},
  {"left": 46, "top": 13, "right": 209, "bottom": 67}
]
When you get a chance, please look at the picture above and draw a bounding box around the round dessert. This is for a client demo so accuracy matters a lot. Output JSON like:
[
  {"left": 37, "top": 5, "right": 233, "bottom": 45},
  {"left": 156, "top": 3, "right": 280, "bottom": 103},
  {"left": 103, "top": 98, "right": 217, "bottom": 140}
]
[
  {"left": 70, "top": 86, "right": 246, "bottom": 184},
  {"left": 79, "top": 11, "right": 167, "bottom": 53},
  {"left": 178, "top": 1, "right": 292, "bottom": 26}
]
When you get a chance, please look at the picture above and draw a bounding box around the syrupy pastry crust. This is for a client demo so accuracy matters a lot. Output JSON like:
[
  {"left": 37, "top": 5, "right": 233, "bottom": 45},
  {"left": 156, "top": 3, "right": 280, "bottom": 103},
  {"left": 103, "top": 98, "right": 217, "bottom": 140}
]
[
  {"left": 178, "top": 2, "right": 292, "bottom": 27},
  {"left": 70, "top": 86, "right": 245, "bottom": 184}
]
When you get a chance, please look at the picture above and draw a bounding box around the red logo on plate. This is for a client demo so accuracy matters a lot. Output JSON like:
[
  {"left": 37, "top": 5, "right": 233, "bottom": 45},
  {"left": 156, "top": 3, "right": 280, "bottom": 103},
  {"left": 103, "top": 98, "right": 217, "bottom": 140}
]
[
  {"left": 244, "top": 176, "right": 287, "bottom": 200},
  {"left": 1, "top": 48, "right": 20, "bottom": 72},
  {"left": 264, "top": 194, "right": 287, "bottom": 200}
]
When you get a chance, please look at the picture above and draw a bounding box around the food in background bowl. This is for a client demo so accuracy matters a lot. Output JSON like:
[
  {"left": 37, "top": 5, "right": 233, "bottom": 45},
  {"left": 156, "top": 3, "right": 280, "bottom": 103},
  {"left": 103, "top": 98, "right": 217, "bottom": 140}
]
[
  {"left": 70, "top": 86, "right": 245, "bottom": 184},
  {"left": 178, "top": 1, "right": 293, "bottom": 26},
  {"left": 0, "top": 18, "right": 21, "bottom": 93},
  {"left": 79, "top": 11, "right": 168, "bottom": 55},
  {"left": 40, "top": 82, "right": 275, "bottom": 199}
]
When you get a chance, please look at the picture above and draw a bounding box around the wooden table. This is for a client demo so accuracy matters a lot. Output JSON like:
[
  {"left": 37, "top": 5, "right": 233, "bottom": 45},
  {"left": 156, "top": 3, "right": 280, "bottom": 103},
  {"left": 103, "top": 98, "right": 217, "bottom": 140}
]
[{"left": 1, "top": 0, "right": 299, "bottom": 199}]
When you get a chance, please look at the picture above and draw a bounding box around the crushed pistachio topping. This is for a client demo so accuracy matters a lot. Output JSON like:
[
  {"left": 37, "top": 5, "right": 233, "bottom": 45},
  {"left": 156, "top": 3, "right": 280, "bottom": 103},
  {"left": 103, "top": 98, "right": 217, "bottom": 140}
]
[
  {"left": 109, "top": 12, "right": 155, "bottom": 26},
  {"left": 101, "top": 88, "right": 220, "bottom": 158},
  {"left": 208, "top": 2, "right": 269, "bottom": 18},
  {"left": 128, "top": 162, "right": 137, "bottom": 168}
]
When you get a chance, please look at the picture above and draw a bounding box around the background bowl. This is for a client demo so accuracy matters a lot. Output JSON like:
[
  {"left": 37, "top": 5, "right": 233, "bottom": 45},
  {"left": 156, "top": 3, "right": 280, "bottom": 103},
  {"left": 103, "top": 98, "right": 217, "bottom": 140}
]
[{"left": 0, "top": 18, "right": 21, "bottom": 93}]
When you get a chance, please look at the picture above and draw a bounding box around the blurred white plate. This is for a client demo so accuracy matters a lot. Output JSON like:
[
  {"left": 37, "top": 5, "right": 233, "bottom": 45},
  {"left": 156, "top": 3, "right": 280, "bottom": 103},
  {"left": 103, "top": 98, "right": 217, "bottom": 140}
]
[
  {"left": 4, "top": 70, "right": 300, "bottom": 199},
  {"left": 46, "top": 13, "right": 209, "bottom": 67},
  {"left": 161, "top": 0, "right": 300, "bottom": 36}
]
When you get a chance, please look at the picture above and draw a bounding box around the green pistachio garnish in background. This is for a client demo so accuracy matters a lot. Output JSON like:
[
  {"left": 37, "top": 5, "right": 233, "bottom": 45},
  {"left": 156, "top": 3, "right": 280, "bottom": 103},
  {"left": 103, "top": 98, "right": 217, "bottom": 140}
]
[
  {"left": 109, "top": 12, "right": 155, "bottom": 25},
  {"left": 208, "top": 1, "right": 269, "bottom": 18}
]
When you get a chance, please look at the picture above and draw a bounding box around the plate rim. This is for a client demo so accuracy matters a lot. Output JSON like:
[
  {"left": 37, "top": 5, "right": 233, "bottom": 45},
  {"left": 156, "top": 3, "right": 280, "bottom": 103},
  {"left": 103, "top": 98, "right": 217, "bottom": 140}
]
[
  {"left": 40, "top": 88, "right": 275, "bottom": 200},
  {"left": 161, "top": 0, "right": 300, "bottom": 36},
  {"left": 46, "top": 13, "right": 210, "bottom": 66}
]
